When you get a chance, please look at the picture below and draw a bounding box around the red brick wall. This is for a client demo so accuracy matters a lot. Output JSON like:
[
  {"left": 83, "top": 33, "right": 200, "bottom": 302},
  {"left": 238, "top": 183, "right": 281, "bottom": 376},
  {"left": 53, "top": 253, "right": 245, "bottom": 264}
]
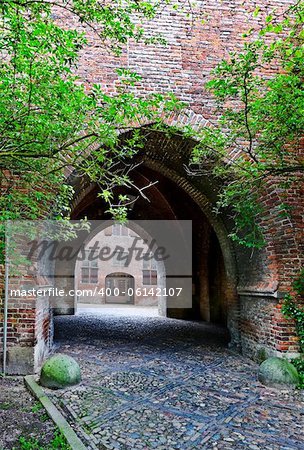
[
  {"left": 0, "top": 0, "right": 302, "bottom": 371},
  {"left": 57, "top": 0, "right": 304, "bottom": 359}
]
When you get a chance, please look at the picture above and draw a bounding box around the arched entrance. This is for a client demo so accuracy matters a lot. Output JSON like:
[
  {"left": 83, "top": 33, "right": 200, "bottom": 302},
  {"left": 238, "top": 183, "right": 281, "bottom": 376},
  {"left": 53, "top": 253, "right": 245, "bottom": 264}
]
[
  {"left": 1, "top": 126, "right": 241, "bottom": 376},
  {"left": 67, "top": 127, "right": 239, "bottom": 348},
  {"left": 72, "top": 220, "right": 168, "bottom": 316},
  {"left": 105, "top": 273, "right": 134, "bottom": 304}
]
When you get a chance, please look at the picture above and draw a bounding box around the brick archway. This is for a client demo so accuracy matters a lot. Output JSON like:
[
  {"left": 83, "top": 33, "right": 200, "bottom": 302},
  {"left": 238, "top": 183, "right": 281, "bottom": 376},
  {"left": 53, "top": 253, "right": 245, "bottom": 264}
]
[
  {"left": 70, "top": 124, "right": 236, "bottom": 282},
  {"left": 67, "top": 123, "right": 302, "bottom": 360},
  {"left": 1, "top": 0, "right": 303, "bottom": 377},
  {"left": 69, "top": 126, "right": 240, "bottom": 348}
]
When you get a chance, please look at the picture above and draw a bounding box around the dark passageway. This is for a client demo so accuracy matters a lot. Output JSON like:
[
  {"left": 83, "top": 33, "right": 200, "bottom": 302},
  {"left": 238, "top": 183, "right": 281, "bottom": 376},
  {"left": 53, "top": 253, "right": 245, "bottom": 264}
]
[{"left": 54, "top": 313, "right": 230, "bottom": 346}]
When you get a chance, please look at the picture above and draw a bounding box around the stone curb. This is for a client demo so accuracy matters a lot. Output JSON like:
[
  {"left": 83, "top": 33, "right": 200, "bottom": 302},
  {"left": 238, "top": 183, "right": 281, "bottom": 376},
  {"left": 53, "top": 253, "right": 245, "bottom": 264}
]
[{"left": 24, "top": 375, "right": 87, "bottom": 450}]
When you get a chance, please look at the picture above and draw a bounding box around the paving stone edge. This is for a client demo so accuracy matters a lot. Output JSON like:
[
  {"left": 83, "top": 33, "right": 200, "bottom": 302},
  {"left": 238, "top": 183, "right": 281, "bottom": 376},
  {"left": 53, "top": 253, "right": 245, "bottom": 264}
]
[{"left": 24, "top": 375, "right": 87, "bottom": 450}]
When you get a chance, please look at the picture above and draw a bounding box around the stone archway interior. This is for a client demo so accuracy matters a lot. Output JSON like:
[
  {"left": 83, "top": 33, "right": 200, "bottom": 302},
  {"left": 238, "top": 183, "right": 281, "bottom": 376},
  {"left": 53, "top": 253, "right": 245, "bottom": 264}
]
[{"left": 70, "top": 164, "right": 233, "bottom": 332}]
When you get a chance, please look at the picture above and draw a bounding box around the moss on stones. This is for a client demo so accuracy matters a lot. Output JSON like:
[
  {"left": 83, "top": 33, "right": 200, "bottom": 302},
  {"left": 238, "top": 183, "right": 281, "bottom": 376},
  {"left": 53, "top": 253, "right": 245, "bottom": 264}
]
[
  {"left": 258, "top": 357, "right": 299, "bottom": 388},
  {"left": 40, "top": 354, "right": 81, "bottom": 390}
]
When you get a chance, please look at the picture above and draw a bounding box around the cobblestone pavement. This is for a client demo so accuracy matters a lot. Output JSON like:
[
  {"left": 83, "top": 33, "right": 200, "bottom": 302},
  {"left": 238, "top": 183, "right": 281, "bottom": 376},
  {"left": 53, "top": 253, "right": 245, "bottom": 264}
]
[{"left": 47, "top": 313, "right": 304, "bottom": 450}]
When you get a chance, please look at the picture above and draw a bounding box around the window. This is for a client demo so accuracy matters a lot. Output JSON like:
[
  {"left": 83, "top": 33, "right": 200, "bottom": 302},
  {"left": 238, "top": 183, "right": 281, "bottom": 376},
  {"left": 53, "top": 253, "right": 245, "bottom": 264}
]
[
  {"left": 112, "top": 224, "right": 129, "bottom": 236},
  {"left": 142, "top": 253, "right": 157, "bottom": 285},
  {"left": 81, "top": 249, "right": 98, "bottom": 284}
]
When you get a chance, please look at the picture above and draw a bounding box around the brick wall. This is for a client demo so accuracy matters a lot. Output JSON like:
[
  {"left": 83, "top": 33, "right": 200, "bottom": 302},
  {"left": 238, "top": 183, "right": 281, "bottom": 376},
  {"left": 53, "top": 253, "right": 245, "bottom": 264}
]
[
  {"left": 0, "top": 0, "right": 303, "bottom": 372},
  {"left": 0, "top": 272, "right": 52, "bottom": 374},
  {"left": 67, "top": 0, "right": 300, "bottom": 358}
]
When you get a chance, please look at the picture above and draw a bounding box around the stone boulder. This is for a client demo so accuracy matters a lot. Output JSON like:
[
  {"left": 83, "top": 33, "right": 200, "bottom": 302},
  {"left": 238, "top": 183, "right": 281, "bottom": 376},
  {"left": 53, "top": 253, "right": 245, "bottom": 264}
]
[
  {"left": 258, "top": 357, "right": 299, "bottom": 388},
  {"left": 40, "top": 354, "right": 81, "bottom": 389}
]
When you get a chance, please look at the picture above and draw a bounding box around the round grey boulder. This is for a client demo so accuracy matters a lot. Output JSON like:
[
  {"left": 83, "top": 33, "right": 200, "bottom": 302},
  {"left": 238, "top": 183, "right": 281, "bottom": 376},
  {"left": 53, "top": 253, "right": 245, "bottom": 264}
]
[
  {"left": 258, "top": 357, "right": 299, "bottom": 388},
  {"left": 40, "top": 353, "right": 81, "bottom": 389}
]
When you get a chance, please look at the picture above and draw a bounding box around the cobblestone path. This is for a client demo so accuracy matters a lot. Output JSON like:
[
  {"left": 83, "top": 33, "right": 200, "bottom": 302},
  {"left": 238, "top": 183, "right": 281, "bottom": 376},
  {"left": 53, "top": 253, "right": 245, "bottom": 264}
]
[{"left": 47, "top": 313, "right": 304, "bottom": 450}]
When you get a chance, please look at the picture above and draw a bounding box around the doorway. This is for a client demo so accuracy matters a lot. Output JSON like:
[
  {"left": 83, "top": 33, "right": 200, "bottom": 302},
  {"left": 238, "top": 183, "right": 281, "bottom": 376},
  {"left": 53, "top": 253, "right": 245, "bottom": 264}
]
[{"left": 105, "top": 273, "right": 135, "bottom": 304}]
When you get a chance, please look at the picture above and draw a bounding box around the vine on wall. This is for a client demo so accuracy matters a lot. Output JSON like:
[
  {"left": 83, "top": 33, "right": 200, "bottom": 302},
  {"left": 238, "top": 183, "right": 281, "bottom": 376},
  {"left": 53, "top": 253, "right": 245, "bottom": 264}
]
[{"left": 282, "top": 268, "right": 304, "bottom": 388}]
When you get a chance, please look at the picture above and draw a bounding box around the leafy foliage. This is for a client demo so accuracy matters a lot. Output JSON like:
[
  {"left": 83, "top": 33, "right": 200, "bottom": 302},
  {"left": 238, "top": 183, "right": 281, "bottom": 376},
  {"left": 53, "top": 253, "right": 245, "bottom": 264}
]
[
  {"left": 282, "top": 268, "right": 304, "bottom": 353},
  {"left": 291, "top": 357, "right": 304, "bottom": 389},
  {"left": 0, "top": 0, "right": 184, "bottom": 231},
  {"left": 1, "top": 1, "right": 303, "bottom": 252},
  {"left": 19, "top": 429, "right": 70, "bottom": 449},
  {"left": 188, "top": 1, "right": 304, "bottom": 247}
]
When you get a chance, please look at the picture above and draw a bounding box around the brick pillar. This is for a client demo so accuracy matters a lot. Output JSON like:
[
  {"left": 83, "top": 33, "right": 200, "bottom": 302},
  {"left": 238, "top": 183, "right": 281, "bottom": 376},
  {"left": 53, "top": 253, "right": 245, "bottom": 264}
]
[{"left": 0, "top": 273, "right": 52, "bottom": 375}]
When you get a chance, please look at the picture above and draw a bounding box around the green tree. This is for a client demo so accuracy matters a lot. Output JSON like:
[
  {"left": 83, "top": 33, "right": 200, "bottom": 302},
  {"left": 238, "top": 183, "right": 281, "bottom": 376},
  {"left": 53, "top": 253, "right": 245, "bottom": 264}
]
[
  {"left": 0, "top": 0, "right": 183, "bottom": 226},
  {"left": 187, "top": 0, "right": 304, "bottom": 248}
]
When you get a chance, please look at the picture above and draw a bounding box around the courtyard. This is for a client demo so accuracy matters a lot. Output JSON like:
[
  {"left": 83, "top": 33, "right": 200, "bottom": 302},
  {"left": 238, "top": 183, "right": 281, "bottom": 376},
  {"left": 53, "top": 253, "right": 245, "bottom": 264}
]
[
  {"left": 0, "top": 0, "right": 303, "bottom": 448},
  {"left": 39, "top": 311, "right": 304, "bottom": 450}
]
